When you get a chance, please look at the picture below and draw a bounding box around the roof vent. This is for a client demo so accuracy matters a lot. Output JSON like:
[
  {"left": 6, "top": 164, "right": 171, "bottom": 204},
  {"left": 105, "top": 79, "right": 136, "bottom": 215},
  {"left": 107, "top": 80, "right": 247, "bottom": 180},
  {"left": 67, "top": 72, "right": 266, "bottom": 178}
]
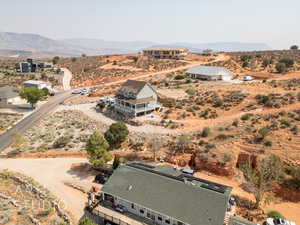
[{"left": 127, "top": 185, "right": 133, "bottom": 191}]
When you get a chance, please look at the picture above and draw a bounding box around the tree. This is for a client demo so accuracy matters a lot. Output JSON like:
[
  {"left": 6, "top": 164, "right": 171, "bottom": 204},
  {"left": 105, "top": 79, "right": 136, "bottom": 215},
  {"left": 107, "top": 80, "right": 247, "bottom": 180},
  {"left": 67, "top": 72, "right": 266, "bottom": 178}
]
[
  {"left": 104, "top": 121, "right": 129, "bottom": 148},
  {"left": 78, "top": 217, "right": 97, "bottom": 225},
  {"left": 262, "top": 58, "right": 272, "bottom": 68},
  {"left": 279, "top": 58, "right": 294, "bottom": 68},
  {"left": 147, "top": 137, "right": 162, "bottom": 161},
  {"left": 275, "top": 62, "right": 287, "bottom": 73},
  {"left": 290, "top": 45, "right": 299, "bottom": 50},
  {"left": 19, "top": 87, "right": 45, "bottom": 108},
  {"left": 242, "top": 154, "right": 283, "bottom": 209},
  {"left": 42, "top": 87, "right": 49, "bottom": 96},
  {"left": 52, "top": 56, "right": 60, "bottom": 65},
  {"left": 86, "top": 131, "right": 112, "bottom": 167},
  {"left": 112, "top": 155, "right": 121, "bottom": 170},
  {"left": 81, "top": 53, "right": 86, "bottom": 57}
]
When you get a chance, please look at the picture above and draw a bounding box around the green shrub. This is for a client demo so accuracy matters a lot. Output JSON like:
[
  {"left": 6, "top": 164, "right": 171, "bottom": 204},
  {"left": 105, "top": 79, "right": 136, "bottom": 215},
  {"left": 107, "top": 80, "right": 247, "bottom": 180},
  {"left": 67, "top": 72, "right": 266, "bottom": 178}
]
[
  {"left": 264, "top": 141, "right": 273, "bottom": 147},
  {"left": 232, "top": 120, "right": 239, "bottom": 127},
  {"left": 185, "top": 89, "right": 196, "bottom": 95},
  {"left": 201, "top": 127, "right": 211, "bottom": 137},
  {"left": 276, "top": 62, "right": 287, "bottom": 73},
  {"left": 267, "top": 211, "right": 285, "bottom": 219},
  {"left": 53, "top": 136, "right": 71, "bottom": 148},
  {"left": 78, "top": 217, "right": 97, "bottom": 225},
  {"left": 241, "top": 113, "right": 253, "bottom": 121},
  {"left": 174, "top": 75, "right": 186, "bottom": 80}
]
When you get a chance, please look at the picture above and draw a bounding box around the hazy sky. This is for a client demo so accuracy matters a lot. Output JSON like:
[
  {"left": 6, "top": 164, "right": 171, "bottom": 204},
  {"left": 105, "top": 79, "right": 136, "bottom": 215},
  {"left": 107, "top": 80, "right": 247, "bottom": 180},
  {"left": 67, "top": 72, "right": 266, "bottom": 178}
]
[{"left": 0, "top": 0, "right": 299, "bottom": 49}]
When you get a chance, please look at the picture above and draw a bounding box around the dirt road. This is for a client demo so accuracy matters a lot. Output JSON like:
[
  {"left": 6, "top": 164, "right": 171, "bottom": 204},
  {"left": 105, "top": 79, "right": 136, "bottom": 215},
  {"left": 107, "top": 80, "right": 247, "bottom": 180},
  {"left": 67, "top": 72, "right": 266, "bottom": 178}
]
[
  {"left": 0, "top": 158, "right": 95, "bottom": 222},
  {"left": 89, "top": 54, "right": 229, "bottom": 88},
  {"left": 61, "top": 68, "right": 73, "bottom": 91}
]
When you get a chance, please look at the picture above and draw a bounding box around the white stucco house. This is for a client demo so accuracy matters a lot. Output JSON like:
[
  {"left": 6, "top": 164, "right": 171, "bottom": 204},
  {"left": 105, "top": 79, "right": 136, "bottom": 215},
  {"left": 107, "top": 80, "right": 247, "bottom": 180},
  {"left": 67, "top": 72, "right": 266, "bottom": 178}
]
[{"left": 186, "top": 66, "right": 234, "bottom": 81}]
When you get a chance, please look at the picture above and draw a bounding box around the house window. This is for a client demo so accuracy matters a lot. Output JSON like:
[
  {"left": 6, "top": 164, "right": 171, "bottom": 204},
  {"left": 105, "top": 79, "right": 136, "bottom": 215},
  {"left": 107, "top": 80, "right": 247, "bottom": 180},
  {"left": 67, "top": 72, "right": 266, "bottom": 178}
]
[
  {"left": 131, "top": 203, "right": 135, "bottom": 209},
  {"left": 157, "top": 216, "right": 162, "bottom": 221},
  {"left": 165, "top": 219, "right": 170, "bottom": 224},
  {"left": 140, "top": 209, "right": 144, "bottom": 214},
  {"left": 147, "top": 212, "right": 151, "bottom": 218}
]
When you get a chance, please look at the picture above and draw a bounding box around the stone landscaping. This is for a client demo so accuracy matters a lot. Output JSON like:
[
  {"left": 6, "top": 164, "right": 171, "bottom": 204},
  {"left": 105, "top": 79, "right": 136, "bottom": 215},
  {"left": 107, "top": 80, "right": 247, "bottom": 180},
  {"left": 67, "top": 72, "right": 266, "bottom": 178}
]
[{"left": 0, "top": 170, "right": 69, "bottom": 225}]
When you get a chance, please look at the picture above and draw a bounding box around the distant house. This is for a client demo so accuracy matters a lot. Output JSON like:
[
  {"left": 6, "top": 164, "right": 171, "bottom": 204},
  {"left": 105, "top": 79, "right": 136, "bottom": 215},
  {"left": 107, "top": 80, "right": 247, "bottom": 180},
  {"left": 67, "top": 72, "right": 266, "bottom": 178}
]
[
  {"left": 23, "top": 80, "right": 52, "bottom": 90},
  {"left": 0, "top": 86, "right": 20, "bottom": 108},
  {"left": 143, "top": 48, "right": 189, "bottom": 59},
  {"left": 97, "top": 162, "right": 233, "bottom": 225},
  {"left": 114, "top": 80, "right": 160, "bottom": 117},
  {"left": 16, "top": 58, "right": 53, "bottom": 73},
  {"left": 202, "top": 49, "right": 215, "bottom": 56},
  {"left": 186, "top": 66, "right": 234, "bottom": 81}
]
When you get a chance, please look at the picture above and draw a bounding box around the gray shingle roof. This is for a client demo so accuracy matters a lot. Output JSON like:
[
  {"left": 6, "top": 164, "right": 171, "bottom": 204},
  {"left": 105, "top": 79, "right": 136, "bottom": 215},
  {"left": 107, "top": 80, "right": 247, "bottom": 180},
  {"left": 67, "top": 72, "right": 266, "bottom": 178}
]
[
  {"left": 0, "top": 86, "right": 19, "bottom": 99},
  {"left": 120, "top": 80, "right": 147, "bottom": 95},
  {"left": 186, "top": 66, "right": 233, "bottom": 77},
  {"left": 102, "top": 163, "right": 232, "bottom": 225}
]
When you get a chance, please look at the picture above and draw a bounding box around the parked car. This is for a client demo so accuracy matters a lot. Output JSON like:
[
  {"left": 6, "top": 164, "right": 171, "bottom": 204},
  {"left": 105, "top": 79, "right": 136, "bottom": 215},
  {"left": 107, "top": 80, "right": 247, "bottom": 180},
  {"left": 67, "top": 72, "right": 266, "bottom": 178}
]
[
  {"left": 81, "top": 88, "right": 90, "bottom": 95},
  {"left": 94, "top": 174, "right": 108, "bottom": 184},
  {"left": 266, "top": 218, "right": 296, "bottom": 225},
  {"left": 180, "top": 169, "right": 195, "bottom": 176},
  {"left": 243, "top": 76, "right": 254, "bottom": 81},
  {"left": 115, "top": 204, "right": 126, "bottom": 213},
  {"left": 71, "top": 89, "right": 81, "bottom": 94}
]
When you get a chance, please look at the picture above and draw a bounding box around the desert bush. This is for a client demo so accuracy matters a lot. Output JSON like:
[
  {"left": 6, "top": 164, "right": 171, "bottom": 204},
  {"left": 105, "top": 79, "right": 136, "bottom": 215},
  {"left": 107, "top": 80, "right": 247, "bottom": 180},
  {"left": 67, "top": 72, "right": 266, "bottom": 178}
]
[
  {"left": 185, "top": 89, "right": 196, "bottom": 95},
  {"left": 215, "top": 134, "right": 229, "bottom": 140},
  {"left": 53, "top": 136, "right": 71, "bottom": 148},
  {"left": 264, "top": 141, "right": 273, "bottom": 147},
  {"left": 174, "top": 75, "right": 185, "bottom": 80},
  {"left": 267, "top": 211, "right": 285, "bottom": 219},
  {"left": 232, "top": 120, "right": 239, "bottom": 127},
  {"left": 276, "top": 62, "right": 287, "bottom": 73},
  {"left": 201, "top": 127, "right": 211, "bottom": 137},
  {"left": 241, "top": 113, "right": 253, "bottom": 121},
  {"left": 78, "top": 217, "right": 97, "bottom": 225}
]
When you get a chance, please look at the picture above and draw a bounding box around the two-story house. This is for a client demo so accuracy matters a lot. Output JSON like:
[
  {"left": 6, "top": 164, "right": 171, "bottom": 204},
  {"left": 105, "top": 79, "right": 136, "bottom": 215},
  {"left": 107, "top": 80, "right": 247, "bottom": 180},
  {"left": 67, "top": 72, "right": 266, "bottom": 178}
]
[
  {"left": 96, "top": 162, "right": 233, "bottom": 225},
  {"left": 114, "top": 80, "right": 160, "bottom": 117}
]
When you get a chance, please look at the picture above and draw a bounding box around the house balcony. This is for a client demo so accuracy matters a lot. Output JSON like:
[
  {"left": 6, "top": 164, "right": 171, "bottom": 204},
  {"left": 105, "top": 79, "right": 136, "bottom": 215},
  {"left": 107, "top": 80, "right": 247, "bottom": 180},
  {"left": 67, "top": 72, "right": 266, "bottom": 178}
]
[{"left": 92, "top": 201, "right": 156, "bottom": 225}]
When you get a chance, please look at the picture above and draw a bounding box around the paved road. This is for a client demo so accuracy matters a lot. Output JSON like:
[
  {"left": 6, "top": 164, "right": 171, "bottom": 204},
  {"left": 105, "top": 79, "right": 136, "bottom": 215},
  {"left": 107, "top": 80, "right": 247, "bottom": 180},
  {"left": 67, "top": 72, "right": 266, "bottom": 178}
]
[{"left": 0, "top": 91, "right": 72, "bottom": 152}]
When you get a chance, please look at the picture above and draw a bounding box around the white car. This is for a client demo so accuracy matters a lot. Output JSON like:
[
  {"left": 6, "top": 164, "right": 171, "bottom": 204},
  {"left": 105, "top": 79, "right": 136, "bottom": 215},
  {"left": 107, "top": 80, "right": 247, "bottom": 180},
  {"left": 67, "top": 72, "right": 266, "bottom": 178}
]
[
  {"left": 71, "top": 89, "right": 81, "bottom": 94},
  {"left": 266, "top": 218, "right": 296, "bottom": 225},
  {"left": 243, "top": 76, "right": 254, "bottom": 81}
]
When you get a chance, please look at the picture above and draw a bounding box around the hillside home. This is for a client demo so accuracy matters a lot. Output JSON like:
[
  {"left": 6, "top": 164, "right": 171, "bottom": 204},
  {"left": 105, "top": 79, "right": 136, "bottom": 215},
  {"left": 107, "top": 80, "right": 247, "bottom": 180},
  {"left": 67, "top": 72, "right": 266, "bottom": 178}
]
[
  {"left": 186, "top": 66, "right": 234, "bottom": 81},
  {"left": 0, "top": 86, "right": 20, "bottom": 108},
  {"left": 23, "top": 80, "right": 52, "bottom": 90},
  {"left": 16, "top": 58, "right": 53, "bottom": 73},
  {"left": 114, "top": 80, "right": 160, "bottom": 117},
  {"left": 96, "top": 162, "right": 233, "bottom": 225},
  {"left": 143, "top": 48, "right": 188, "bottom": 59}
]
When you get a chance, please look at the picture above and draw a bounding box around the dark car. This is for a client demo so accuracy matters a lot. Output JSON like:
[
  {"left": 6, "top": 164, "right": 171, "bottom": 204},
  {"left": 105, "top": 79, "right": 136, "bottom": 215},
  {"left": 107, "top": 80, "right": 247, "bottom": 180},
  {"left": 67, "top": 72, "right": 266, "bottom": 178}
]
[{"left": 94, "top": 174, "right": 108, "bottom": 184}]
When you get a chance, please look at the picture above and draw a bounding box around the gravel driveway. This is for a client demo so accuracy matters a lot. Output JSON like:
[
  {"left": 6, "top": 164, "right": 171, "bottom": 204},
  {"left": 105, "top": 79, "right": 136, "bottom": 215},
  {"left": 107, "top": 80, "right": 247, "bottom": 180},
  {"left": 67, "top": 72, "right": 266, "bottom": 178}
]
[{"left": 56, "top": 103, "right": 175, "bottom": 135}]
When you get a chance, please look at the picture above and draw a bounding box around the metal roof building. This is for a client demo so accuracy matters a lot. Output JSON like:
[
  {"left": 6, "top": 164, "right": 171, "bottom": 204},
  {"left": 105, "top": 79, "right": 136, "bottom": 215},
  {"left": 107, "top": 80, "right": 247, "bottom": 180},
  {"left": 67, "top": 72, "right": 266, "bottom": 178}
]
[
  {"left": 101, "top": 163, "right": 232, "bottom": 225},
  {"left": 186, "top": 66, "right": 234, "bottom": 81}
]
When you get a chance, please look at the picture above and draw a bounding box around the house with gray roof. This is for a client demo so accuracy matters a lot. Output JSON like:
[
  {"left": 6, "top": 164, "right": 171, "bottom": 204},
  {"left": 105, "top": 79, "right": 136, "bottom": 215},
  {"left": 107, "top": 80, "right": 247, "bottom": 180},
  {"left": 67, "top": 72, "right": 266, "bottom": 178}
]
[
  {"left": 99, "top": 162, "right": 233, "bottom": 225},
  {"left": 114, "top": 80, "right": 160, "bottom": 117},
  {"left": 186, "top": 66, "right": 234, "bottom": 81},
  {"left": 0, "top": 86, "right": 20, "bottom": 108}
]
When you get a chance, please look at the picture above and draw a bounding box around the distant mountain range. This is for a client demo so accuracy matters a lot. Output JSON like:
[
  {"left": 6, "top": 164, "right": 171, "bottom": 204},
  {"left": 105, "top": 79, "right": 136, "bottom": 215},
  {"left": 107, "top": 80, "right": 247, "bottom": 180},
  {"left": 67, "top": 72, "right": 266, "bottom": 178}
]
[{"left": 0, "top": 32, "right": 272, "bottom": 58}]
